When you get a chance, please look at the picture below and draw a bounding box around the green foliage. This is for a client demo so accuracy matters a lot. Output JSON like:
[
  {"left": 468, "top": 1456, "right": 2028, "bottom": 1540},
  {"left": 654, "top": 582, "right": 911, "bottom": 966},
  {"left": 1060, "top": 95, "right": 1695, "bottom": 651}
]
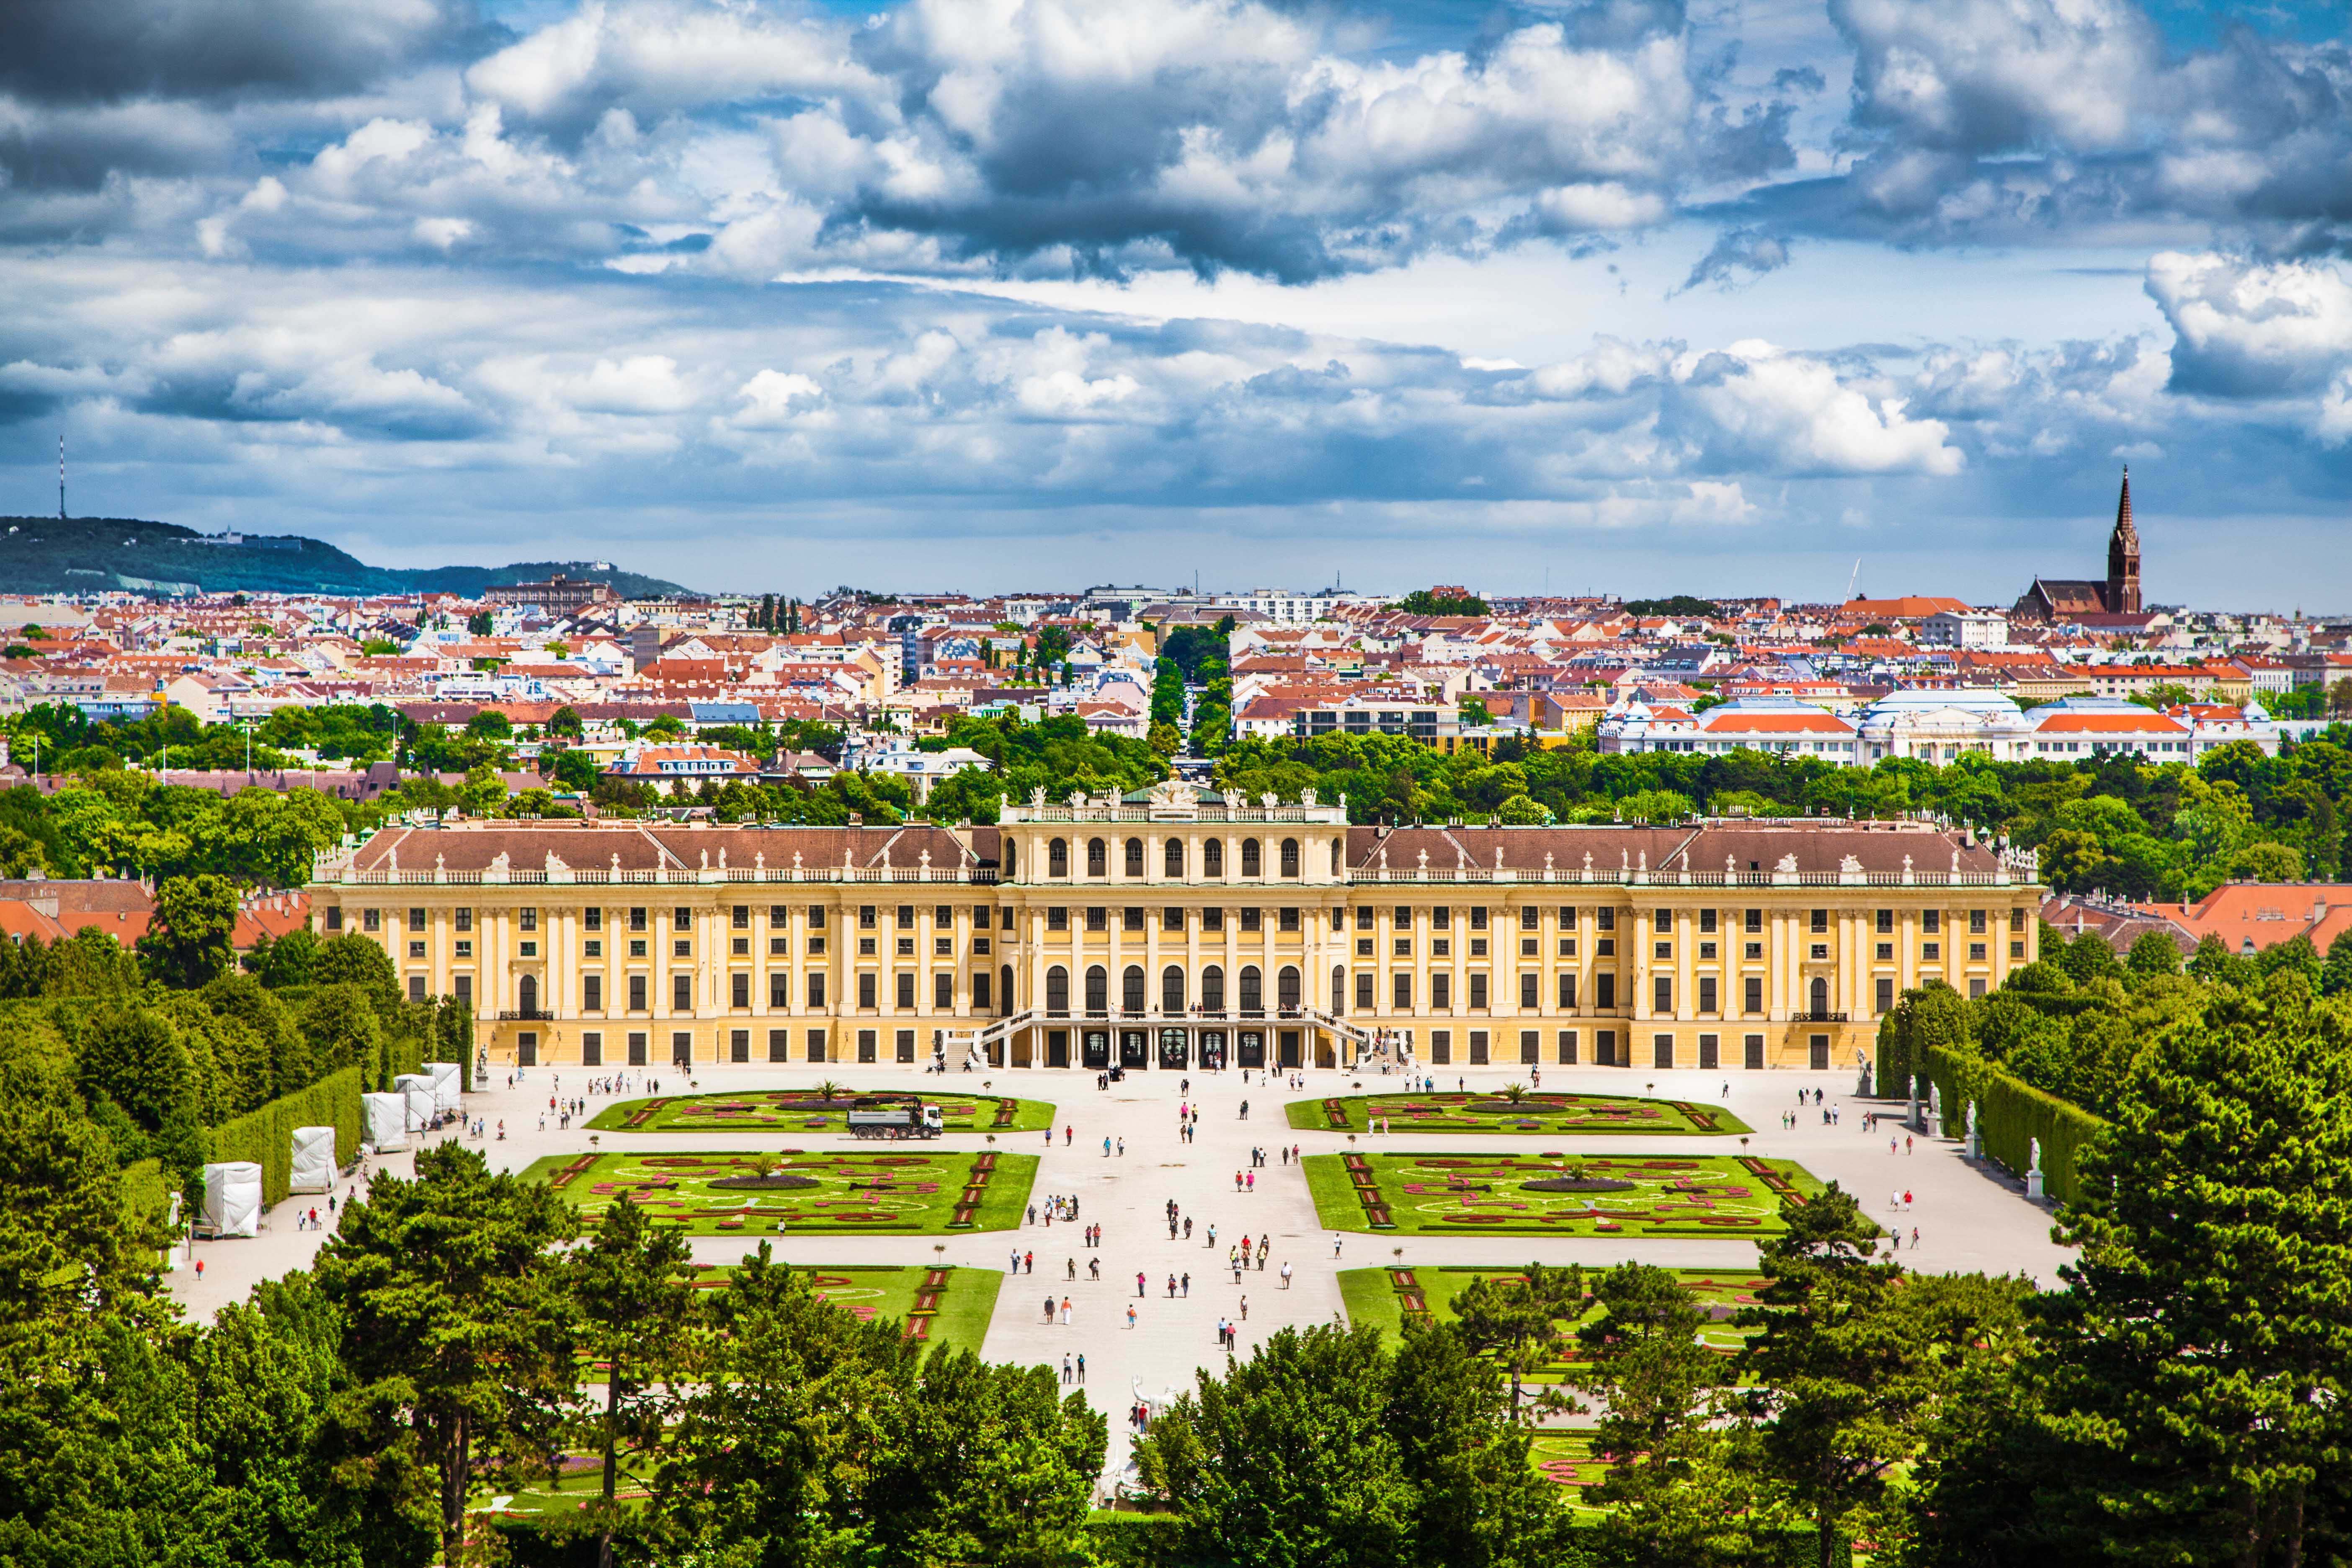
[
  {"left": 1395, "top": 589, "right": 1491, "bottom": 616},
  {"left": 1621, "top": 596, "right": 1723, "bottom": 618},
  {"left": 562, "top": 1196, "right": 693, "bottom": 1568},
  {"left": 1133, "top": 1319, "right": 1565, "bottom": 1568},
  {"left": 138, "top": 873, "right": 241, "bottom": 988},
  {"left": 200, "top": 1066, "right": 366, "bottom": 1209},
  {"left": 1923, "top": 1042, "right": 2105, "bottom": 1204},
  {"left": 1873, "top": 981, "right": 1970, "bottom": 1103}
]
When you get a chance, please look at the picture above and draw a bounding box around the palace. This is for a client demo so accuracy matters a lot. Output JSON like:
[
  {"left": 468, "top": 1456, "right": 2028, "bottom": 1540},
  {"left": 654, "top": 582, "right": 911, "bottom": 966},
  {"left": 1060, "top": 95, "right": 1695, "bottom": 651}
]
[
  {"left": 2014, "top": 467, "right": 2143, "bottom": 622},
  {"left": 310, "top": 784, "right": 2041, "bottom": 1076}
]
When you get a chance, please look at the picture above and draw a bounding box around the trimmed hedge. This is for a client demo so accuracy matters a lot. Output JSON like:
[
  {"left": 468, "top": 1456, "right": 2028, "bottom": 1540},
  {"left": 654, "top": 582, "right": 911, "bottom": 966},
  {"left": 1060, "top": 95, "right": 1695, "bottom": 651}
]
[
  {"left": 1925, "top": 1043, "right": 2104, "bottom": 1205},
  {"left": 200, "top": 1065, "right": 366, "bottom": 1207}
]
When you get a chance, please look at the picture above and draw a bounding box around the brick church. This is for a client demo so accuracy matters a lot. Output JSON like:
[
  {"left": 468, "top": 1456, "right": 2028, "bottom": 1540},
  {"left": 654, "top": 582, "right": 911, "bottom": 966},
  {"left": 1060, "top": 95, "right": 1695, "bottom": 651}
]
[{"left": 2014, "top": 469, "right": 2142, "bottom": 623}]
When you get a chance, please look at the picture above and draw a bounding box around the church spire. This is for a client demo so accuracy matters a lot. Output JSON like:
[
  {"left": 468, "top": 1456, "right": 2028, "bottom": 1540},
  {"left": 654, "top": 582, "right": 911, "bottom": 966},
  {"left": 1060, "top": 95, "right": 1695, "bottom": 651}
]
[{"left": 2105, "top": 465, "right": 2141, "bottom": 614}]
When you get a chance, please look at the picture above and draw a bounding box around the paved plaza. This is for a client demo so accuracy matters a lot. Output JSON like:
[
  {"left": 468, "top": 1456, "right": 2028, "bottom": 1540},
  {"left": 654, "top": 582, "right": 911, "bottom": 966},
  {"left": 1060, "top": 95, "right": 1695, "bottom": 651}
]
[{"left": 165, "top": 1060, "right": 2075, "bottom": 1493}]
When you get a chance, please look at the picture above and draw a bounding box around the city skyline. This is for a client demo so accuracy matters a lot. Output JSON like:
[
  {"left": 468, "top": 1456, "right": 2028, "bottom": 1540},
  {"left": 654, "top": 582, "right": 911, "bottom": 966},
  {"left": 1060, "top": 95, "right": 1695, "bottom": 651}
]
[{"left": 2, "top": 0, "right": 2348, "bottom": 603}]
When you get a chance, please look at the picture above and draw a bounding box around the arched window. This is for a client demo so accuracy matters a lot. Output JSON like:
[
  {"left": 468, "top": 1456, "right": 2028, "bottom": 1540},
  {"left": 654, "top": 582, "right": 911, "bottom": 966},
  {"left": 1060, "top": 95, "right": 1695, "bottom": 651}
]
[
  {"left": 1046, "top": 966, "right": 1069, "bottom": 1016},
  {"left": 1278, "top": 966, "right": 1301, "bottom": 1012},
  {"left": 1124, "top": 838, "right": 1144, "bottom": 877},
  {"left": 1087, "top": 838, "right": 1108, "bottom": 877},
  {"left": 1164, "top": 838, "right": 1185, "bottom": 878},
  {"left": 1003, "top": 840, "right": 1016, "bottom": 877},
  {"left": 1048, "top": 838, "right": 1068, "bottom": 877},
  {"left": 1240, "top": 838, "right": 1261, "bottom": 877},
  {"left": 1279, "top": 838, "right": 1300, "bottom": 877},
  {"left": 1202, "top": 965, "right": 1225, "bottom": 1013},
  {"left": 1240, "top": 965, "right": 1262, "bottom": 1015},
  {"left": 1332, "top": 965, "right": 1346, "bottom": 1014},
  {"left": 999, "top": 964, "right": 1014, "bottom": 1016},
  {"left": 1204, "top": 838, "right": 1224, "bottom": 877},
  {"left": 1123, "top": 965, "right": 1147, "bottom": 1014},
  {"left": 518, "top": 974, "right": 538, "bottom": 1014},
  {"left": 1163, "top": 965, "right": 1185, "bottom": 1014},
  {"left": 1086, "top": 966, "right": 1108, "bottom": 1016},
  {"left": 1331, "top": 838, "right": 1344, "bottom": 875},
  {"left": 1809, "top": 976, "right": 1829, "bottom": 1017}
]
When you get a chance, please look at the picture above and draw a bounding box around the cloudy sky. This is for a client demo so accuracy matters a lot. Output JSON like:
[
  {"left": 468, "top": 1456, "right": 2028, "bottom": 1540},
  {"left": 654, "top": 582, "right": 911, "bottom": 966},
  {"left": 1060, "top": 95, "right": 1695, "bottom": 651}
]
[{"left": 3, "top": 0, "right": 2348, "bottom": 605}]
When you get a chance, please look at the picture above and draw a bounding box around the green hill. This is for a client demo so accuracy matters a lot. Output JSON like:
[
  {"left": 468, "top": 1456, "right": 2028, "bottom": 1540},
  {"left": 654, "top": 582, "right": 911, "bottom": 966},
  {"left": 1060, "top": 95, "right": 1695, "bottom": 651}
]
[{"left": 0, "top": 516, "right": 695, "bottom": 599}]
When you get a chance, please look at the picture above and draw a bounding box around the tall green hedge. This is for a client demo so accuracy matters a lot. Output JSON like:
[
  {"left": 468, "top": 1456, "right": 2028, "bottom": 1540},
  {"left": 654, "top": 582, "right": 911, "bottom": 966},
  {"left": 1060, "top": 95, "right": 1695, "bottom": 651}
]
[
  {"left": 1924, "top": 1043, "right": 2104, "bottom": 1206},
  {"left": 199, "top": 1065, "right": 366, "bottom": 1207}
]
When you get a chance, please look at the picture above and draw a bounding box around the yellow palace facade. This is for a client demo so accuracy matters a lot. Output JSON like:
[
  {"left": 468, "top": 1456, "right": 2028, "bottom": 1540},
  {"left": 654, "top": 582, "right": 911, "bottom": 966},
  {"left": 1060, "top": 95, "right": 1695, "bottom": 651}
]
[{"left": 310, "top": 782, "right": 2040, "bottom": 1076}]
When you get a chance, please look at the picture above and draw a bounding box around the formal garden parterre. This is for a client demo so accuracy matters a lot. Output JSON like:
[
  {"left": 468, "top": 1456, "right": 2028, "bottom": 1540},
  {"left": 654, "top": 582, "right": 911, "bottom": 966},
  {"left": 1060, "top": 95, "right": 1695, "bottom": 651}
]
[
  {"left": 1305, "top": 1150, "right": 1822, "bottom": 1235},
  {"left": 525, "top": 1148, "right": 1039, "bottom": 1233},
  {"left": 588, "top": 1087, "right": 1055, "bottom": 1134},
  {"left": 1339, "top": 1265, "right": 1764, "bottom": 1361},
  {"left": 1289, "top": 1089, "right": 1751, "bottom": 1136}
]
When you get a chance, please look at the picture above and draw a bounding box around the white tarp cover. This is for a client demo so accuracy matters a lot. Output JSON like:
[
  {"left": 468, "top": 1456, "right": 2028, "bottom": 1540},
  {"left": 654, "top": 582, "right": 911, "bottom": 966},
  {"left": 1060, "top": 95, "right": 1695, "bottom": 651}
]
[
  {"left": 289, "top": 1126, "right": 336, "bottom": 1192},
  {"left": 394, "top": 1074, "right": 436, "bottom": 1133},
  {"left": 424, "top": 1061, "right": 462, "bottom": 1113},
  {"left": 364, "top": 1093, "right": 407, "bottom": 1151},
  {"left": 201, "top": 1162, "right": 263, "bottom": 1238}
]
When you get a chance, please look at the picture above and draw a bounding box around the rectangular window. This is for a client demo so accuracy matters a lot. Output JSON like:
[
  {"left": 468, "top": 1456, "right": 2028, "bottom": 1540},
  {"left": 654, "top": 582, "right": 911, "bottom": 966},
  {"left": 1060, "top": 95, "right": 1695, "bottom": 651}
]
[
  {"left": 1924, "top": 942, "right": 1941, "bottom": 960},
  {"left": 1699, "top": 908, "right": 1716, "bottom": 934},
  {"left": 626, "top": 975, "right": 647, "bottom": 1011},
  {"left": 1595, "top": 973, "right": 1615, "bottom": 1010},
  {"left": 408, "top": 941, "right": 426, "bottom": 958},
  {"left": 771, "top": 973, "right": 789, "bottom": 1008},
  {"left": 407, "top": 975, "right": 425, "bottom": 1001},
  {"left": 1654, "top": 941, "right": 1671, "bottom": 960},
  {"left": 807, "top": 1027, "right": 828, "bottom": 1063},
  {"left": 732, "top": 905, "right": 749, "bottom": 930},
  {"left": 808, "top": 973, "right": 826, "bottom": 1008},
  {"left": 731, "top": 1029, "right": 750, "bottom": 1063},
  {"left": 1279, "top": 907, "right": 1300, "bottom": 932},
  {"left": 1699, "top": 976, "right": 1716, "bottom": 1014},
  {"left": 1084, "top": 907, "right": 1105, "bottom": 932},
  {"left": 582, "top": 1031, "right": 603, "bottom": 1067},
  {"left": 2011, "top": 908, "right": 2026, "bottom": 932},
  {"left": 1520, "top": 972, "right": 1537, "bottom": 1008},
  {"left": 1744, "top": 1033, "right": 1764, "bottom": 1070},
  {"left": 674, "top": 940, "right": 692, "bottom": 958},
  {"left": 1468, "top": 974, "right": 1487, "bottom": 1009},
  {"left": 1876, "top": 908, "right": 1894, "bottom": 934},
  {"left": 1469, "top": 908, "right": 1487, "bottom": 931},
  {"left": 1165, "top": 907, "right": 1185, "bottom": 931},
  {"left": 1699, "top": 1032, "right": 1719, "bottom": 1070},
  {"left": 674, "top": 907, "right": 691, "bottom": 931},
  {"left": 769, "top": 1028, "right": 789, "bottom": 1062},
  {"left": 1430, "top": 1029, "right": 1451, "bottom": 1065},
  {"left": 1876, "top": 942, "right": 1894, "bottom": 961},
  {"left": 1433, "top": 973, "right": 1452, "bottom": 1008},
  {"left": 1654, "top": 1033, "right": 1674, "bottom": 1069},
  {"left": 1048, "top": 907, "right": 1068, "bottom": 931},
  {"left": 860, "top": 905, "right": 877, "bottom": 929},
  {"left": 673, "top": 974, "right": 692, "bottom": 1011},
  {"left": 1433, "top": 907, "right": 1451, "bottom": 930},
  {"left": 1654, "top": 976, "right": 1672, "bottom": 1014},
  {"left": 1241, "top": 908, "right": 1262, "bottom": 931},
  {"left": 1558, "top": 973, "right": 1577, "bottom": 1009},
  {"left": 1520, "top": 907, "right": 1539, "bottom": 930},
  {"left": 810, "top": 907, "right": 826, "bottom": 929},
  {"left": 520, "top": 908, "right": 538, "bottom": 932},
  {"left": 1356, "top": 971, "right": 1373, "bottom": 1009},
  {"left": 585, "top": 908, "right": 602, "bottom": 931},
  {"left": 1875, "top": 977, "right": 1896, "bottom": 1014},
  {"left": 1743, "top": 976, "right": 1763, "bottom": 1014},
  {"left": 771, "top": 905, "right": 789, "bottom": 927},
  {"left": 936, "top": 904, "right": 954, "bottom": 927},
  {"left": 1469, "top": 1029, "right": 1489, "bottom": 1064},
  {"left": 1970, "top": 977, "right": 1988, "bottom": 999},
  {"left": 858, "top": 973, "right": 877, "bottom": 1008},
  {"left": 454, "top": 975, "right": 471, "bottom": 1004},
  {"left": 1654, "top": 908, "right": 1671, "bottom": 930},
  {"left": 628, "top": 1032, "right": 647, "bottom": 1067},
  {"left": 629, "top": 907, "right": 647, "bottom": 931},
  {"left": 1395, "top": 907, "right": 1413, "bottom": 928},
  {"left": 1970, "top": 942, "right": 1988, "bottom": 962},
  {"left": 2012, "top": 941, "right": 2026, "bottom": 959},
  {"left": 1521, "top": 1029, "right": 1539, "bottom": 1063},
  {"left": 858, "top": 1029, "right": 878, "bottom": 1063},
  {"left": 894, "top": 905, "right": 913, "bottom": 929},
  {"left": 1557, "top": 1029, "right": 1578, "bottom": 1064},
  {"left": 974, "top": 971, "right": 993, "bottom": 1011},
  {"left": 1810, "top": 908, "right": 1828, "bottom": 934},
  {"left": 896, "top": 972, "right": 915, "bottom": 1009},
  {"left": 935, "top": 972, "right": 953, "bottom": 1009},
  {"left": 897, "top": 1028, "right": 916, "bottom": 1063},
  {"left": 585, "top": 939, "right": 602, "bottom": 958},
  {"left": 1924, "top": 909, "right": 1942, "bottom": 934},
  {"left": 1597, "top": 1029, "right": 1617, "bottom": 1067},
  {"left": 731, "top": 973, "right": 749, "bottom": 1008},
  {"left": 1394, "top": 973, "right": 1413, "bottom": 1011},
  {"left": 1744, "top": 908, "right": 1761, "bottom": 933},
  {"left": 1203, "top": 907, "right": 1224, "bottom": 931},
  {"left": 1559, "top": 906, "right": 1576, "bottom": 928},
  {"left": 1122, "top": 906, "right": 1145, "bottom": 933},
  {"left": 584, "top": 975, "right": 603, "bottom": 1011},
  {"left": 362, "top": 908, "right": 381, "bottom": 933},
  {"left": 1970, "top": 909, "right": 1988, "bottom": 934},
  {"left": 1810, "top": 1034, "right": 1831, "bottom": 1071}
]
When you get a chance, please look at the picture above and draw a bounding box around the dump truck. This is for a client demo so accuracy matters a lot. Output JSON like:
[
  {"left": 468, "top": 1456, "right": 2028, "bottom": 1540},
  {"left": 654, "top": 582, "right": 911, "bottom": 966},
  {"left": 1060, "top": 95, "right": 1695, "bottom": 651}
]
[{"left": 847, "top": 1097, "right": 944, "bottom": 1140}]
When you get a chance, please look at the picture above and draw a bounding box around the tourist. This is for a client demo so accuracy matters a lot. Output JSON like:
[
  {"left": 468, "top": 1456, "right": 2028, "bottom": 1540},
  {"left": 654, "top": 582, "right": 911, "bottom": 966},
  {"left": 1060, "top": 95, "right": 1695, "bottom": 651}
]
[
  {"left": 1043, "top": 1295, "right": 1055, "bottom": 1323},
  {"left": 1239, "top": 1295, "right": 1248, "bottom": 1322},
  {"left": 1127, "top": 1305, "right": 1137, "bottom": 1330},
  {"left": 1181, "top": 1272, "right": 1190, "bottom": 1297},
  {"left": 1280, "top": 1261, "right": 1293, "bottom": 1289},
  {"left": 1166, "top": 1274, "right": 1177, "bottom": 1298},
  {"left": 1061, "top": 1297, "right": 1071, "bottom": 1326},
  {"left": 1104, "top": 1136, "right": 1112, "bottom": 1158},
  {"left": 1136, "top": 1271, "right": 1147, "bottom": 1297},
  {"left": 1009, "top": 1251, "right": 1020, "bottom": 1274},
  {"left": 1076, "top": 1354, "right": 1086, "bottom": 1384},
  {"left": 1024, "top": 1251, "right": 1034, "bottom": 1273},
  {"left": 1062, "top": 1354, "right": 1073, "bottom": 1383}
]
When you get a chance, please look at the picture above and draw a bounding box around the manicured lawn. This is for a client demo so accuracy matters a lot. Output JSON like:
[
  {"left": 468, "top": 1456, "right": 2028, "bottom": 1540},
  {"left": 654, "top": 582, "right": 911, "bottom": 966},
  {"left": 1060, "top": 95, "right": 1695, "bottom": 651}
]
[
  {"left": 589, "top": 1088, "right": 1055, "bottom": 1134},
  {"left": 525, "top": 1148, "right": 1039, "bottom": 1234},
  {"left": 1289, "top": 1090, "right": 1750, "bottom": 1136},
  {"left": 1303, "top": 1150, "right": 1821, "bottom": 1236},
  {"left": 680, "top": 1260, "right": 1003, "bottom": 1359},
  {"left": 1339, "top": 1265, "right": 1765, "bottom": 1360}
]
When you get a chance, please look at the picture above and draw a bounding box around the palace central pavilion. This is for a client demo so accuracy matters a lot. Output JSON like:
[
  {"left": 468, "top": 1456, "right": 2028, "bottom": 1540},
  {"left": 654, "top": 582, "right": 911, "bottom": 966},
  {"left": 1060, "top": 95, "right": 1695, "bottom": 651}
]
[{"left": 311, "top": 781, "right": 2040, "bottom": 1075}]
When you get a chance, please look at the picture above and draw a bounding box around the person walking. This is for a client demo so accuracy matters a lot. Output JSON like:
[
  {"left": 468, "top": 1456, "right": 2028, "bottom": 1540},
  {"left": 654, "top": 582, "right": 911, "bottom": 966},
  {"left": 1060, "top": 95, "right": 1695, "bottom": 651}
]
[
  {"left": 1062, "top": 1354, "right": 1073, "bottom": 1384},
  {"left": 1043, "top": 1295, "right": 1055, "bottom": 1323},
  {"left": 1137, "top": 1271, "right": 1147, "bottom": 1297},
  {"left": 1061, "top": 1297, "right": 1072, "bottom": 1327},
  {"left": 1280, "top": 1261, "right": 1293, "bottom": 1289},
  {"left": 1076, "top": 1354, "right": 1086, "bottom": 1384},
  {"left": 1104, "top": 1136, "right": 1112, "bottom": 1158},
  {"left": 1024, "top": 1250, "right": 1034, "bottom": 1274},
  {"left": 1127, "top": 1305, "right": 1137, "bottom": 1330},
  {"left": 1239, "top": 1295, "right": 1248, "bottom": 1322},
  {"left": 1181, "top": 1272, "right": 1190, "bottom": 1297}
]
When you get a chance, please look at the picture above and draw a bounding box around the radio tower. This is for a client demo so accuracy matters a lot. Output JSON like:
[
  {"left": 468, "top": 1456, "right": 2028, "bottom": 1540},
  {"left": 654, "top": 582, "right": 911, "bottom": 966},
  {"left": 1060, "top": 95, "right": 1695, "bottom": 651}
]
[{"left": 58, "top": 434, "right": 66, "bottom": 520}]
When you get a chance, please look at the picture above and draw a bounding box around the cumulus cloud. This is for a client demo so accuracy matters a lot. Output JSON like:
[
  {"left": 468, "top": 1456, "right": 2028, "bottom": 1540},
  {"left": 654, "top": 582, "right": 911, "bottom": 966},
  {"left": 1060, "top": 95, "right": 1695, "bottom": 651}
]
[{"left": 2146, "top": 249, "right": 2352, "bottom": 398}]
